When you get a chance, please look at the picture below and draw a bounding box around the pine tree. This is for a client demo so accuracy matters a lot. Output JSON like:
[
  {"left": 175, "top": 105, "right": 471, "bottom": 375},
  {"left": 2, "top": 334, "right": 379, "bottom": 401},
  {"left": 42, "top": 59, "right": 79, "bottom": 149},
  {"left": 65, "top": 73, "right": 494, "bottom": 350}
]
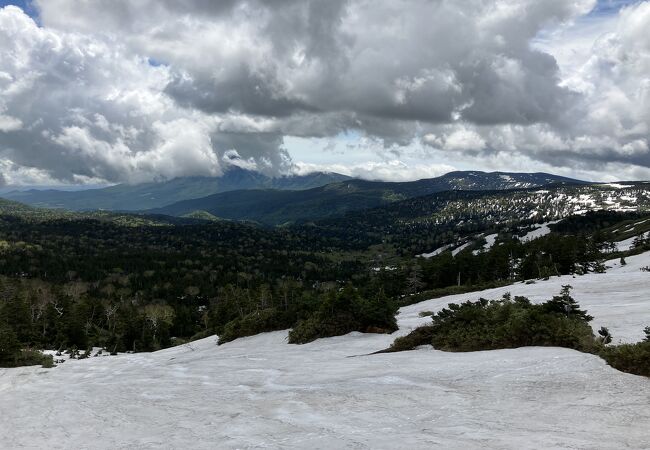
[
  {"left": 406, "top": 265, "right": 425, "bottom": 294},
  {"left": 543, "top": 285, "right": 593, "bottom": 322}
]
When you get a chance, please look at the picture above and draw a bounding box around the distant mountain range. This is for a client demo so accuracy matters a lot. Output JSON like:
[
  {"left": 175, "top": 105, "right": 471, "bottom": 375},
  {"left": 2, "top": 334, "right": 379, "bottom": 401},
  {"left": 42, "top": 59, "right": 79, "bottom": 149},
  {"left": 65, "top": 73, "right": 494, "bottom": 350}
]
[
  {"left": 148, "top": 171, "right": 587, "bottom": 225},
  {"left": 0, "top": 169, "right": 588, "bottom": 223},
  {"left": 0, "top": 168, "right": 351, "bottom": 211}
]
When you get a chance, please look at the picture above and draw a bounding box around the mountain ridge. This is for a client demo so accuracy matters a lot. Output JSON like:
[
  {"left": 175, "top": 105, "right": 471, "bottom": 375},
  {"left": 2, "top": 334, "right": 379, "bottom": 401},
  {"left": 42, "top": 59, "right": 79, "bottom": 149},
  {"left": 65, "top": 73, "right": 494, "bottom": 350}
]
[
  {"left": 0, "top": 167, "right": 351, "bottom": 211},
  {"left": 148, "top": 171, "right": 588, "bottom": 225}
]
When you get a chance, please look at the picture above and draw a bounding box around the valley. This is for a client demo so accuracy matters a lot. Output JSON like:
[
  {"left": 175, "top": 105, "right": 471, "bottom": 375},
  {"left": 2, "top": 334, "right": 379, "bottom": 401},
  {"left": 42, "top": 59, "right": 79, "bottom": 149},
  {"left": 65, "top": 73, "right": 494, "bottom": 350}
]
[{"left": 1, "top": 171, "right": 649, "bottom": 449}]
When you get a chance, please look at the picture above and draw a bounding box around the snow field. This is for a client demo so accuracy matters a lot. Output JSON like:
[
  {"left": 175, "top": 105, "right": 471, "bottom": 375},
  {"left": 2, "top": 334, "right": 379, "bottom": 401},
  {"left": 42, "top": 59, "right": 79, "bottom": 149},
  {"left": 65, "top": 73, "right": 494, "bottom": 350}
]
[{"left": 1, "top": 253, "right": 650, "bottom": 449}]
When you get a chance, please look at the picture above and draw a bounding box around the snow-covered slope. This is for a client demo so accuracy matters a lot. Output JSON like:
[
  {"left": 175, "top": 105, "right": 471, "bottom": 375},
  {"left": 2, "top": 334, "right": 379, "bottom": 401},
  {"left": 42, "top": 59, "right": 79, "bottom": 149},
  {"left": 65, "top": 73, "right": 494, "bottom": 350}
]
[
  {"left": 1, "top": 254, "right": 650, "bottom": 449},
  {"left": 402, "top": 250, "right": 650, "bottom": 344}
]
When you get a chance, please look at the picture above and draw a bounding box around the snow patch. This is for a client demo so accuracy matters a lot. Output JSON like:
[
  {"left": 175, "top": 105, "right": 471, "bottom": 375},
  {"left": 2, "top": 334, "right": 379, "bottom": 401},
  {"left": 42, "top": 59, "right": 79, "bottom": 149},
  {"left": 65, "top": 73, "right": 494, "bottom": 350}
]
[
  {"left": 452, "top": 242, "right": 472, "bottom": 256},
  {"left": 518, "top": 221, "right": 560, "bottom": 243},
  {"left": 417, "top": 244, "right": 451, "bottom": 258},
  {"left": 615, "top": 232, "right": 649, "bottom": 252},
  {"left": 602, "top": 183, "right": 634, "bottom": 189}
]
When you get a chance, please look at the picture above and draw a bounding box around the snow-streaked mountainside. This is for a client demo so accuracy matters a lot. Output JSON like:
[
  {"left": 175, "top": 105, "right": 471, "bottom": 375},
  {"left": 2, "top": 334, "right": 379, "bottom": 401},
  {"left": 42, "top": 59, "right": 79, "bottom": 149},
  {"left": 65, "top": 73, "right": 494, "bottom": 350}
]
[
  {"left": 148, "top": 171, "right": 585, "bottom": 224},
  {"left": 1, "top": 252, "right": 649, "bottom": 449},
  {"left": 425, "top": 184, "right": 650, "bottom": 226}
]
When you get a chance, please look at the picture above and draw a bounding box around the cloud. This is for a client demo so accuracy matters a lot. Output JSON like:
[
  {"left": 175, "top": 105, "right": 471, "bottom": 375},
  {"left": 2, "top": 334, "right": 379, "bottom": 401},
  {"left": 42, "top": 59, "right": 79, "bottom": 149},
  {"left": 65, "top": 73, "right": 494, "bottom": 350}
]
[
  {"left": 415, "top": 1, "right": 650, "bottom": 176},
  {"left": 0, "top": 114, "right": 22, "bottom": 132},
  {"left": 0, "top": 6, "right": 230, "bottom": 184},
  {"left": 0, "top": 1, "right": 648, "bottom": 184},
  {"left": 293, "top": 160, "right": 456, "bottom": 182}
]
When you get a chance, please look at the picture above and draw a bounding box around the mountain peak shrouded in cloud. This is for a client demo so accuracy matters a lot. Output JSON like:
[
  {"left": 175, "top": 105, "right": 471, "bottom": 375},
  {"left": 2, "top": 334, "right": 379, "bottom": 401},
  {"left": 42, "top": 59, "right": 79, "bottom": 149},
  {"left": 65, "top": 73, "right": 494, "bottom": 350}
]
[{"left": 0, "top": 1, "right": 649, "bottom": 185}]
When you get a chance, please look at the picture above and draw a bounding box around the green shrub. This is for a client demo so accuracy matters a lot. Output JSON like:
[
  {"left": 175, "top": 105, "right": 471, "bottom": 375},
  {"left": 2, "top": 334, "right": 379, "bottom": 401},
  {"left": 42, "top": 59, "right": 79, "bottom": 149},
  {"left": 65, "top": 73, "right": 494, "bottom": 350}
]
[
  {"left": 287, "top": 316, "right": 330, "bottom": 345},
  {"left": 188, "top": 329, "right": 214, "bottom": 342},
  {"left": 600, "top": 341, "right": 650, "bottom": 377},
  {"left": 1, "top": 347, "right": 54, "bottom": 368},
  {"left": 0, "top": 324, "right": 21, "bottom": 366},
  {"left": 399, "top": 281, "right": 511, "bottom": 307},
  {"left": 218, "top": 308, "right": 294, "bottom": 345},
  {"left": 40, "top": 354, "right": 55, "bottom": 368},
  {"left": 598, "top": 326, "right": 650, "bottom": 377},
  {"left": 288, "top": 286, "right": 398, "bottom": 344},
  {"left": 388, "top": 288, "right": 597, "bottom": 353},
  {"left": 16, "top": 350, "right": 54, "bottom": 368},
  {"left": 386, "top": 326, "right": 435, "bottom": 353}
]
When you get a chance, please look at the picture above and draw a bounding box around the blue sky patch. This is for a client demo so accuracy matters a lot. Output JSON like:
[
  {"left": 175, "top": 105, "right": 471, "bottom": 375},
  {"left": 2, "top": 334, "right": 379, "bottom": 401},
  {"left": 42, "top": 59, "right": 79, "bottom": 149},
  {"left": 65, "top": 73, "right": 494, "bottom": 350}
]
[
  {"left": 0, "top": 0, "right": 36, "bottom": 17},
  {"left": 591, "top": 0, "right": 638, "bottom": 15}
]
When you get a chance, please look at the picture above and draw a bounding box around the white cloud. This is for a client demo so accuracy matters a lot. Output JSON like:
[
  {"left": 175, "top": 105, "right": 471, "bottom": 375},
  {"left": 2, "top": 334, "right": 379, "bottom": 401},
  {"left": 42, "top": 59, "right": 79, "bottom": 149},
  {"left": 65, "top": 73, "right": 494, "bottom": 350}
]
[
  {"left": 0, "top": 6, "right": 231, "bottom": 184},
  {"left": 0, "top": 1, "right": 648, "bottom": 184},
  {"left": 293, "top": 160, "right": 456, "bottom": 182},
  {"left": 442, "top": 129, "right": 487, "bottom": 152},
  {"left": 0, "top": 114, "right": 22, "bottom": 132}
]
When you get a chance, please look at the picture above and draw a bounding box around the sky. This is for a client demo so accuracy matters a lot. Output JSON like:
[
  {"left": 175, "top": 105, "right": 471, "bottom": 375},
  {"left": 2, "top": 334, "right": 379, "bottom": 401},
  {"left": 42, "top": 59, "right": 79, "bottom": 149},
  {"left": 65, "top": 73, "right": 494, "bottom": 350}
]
[{"left": 0, "top": 0, "right": 648, "bottom": 185}]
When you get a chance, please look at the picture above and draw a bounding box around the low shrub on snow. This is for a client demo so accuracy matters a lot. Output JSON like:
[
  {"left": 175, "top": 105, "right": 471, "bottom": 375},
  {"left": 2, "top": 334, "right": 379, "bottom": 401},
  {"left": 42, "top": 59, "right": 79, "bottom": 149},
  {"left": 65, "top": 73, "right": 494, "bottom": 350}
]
[
  {"left": 0, "top": 325, "right": 54, "bottom": 368},
  {"left": 386, "top": 287, "right": 650, "bottom": 379},
  {"left": 15, "top": 350, "right": 54, "bottom": 368},
  {"left": 600, "top": 341, "right": 650, "bottom": 378},
  {"left": 599, "top": 327, "right": 650, "bottom": 377},
  {"left": 387, "top": 325, "right": 435, "bottom": 353},
  {"left": 218, "top": 308, "right": 296, "bottom": 345},
  {"left": 388, "top": 286, "right": 597, "bottom": 353},
  {"left": 288, "top": 286, "right": 398, "bottom": 344}
]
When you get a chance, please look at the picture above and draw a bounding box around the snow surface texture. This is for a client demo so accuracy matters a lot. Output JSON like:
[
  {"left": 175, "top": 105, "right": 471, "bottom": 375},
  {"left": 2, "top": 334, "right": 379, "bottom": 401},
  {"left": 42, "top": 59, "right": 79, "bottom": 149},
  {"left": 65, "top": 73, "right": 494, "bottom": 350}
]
[{"left": 2, "top": 254, "right": 650, "bottom": 449}]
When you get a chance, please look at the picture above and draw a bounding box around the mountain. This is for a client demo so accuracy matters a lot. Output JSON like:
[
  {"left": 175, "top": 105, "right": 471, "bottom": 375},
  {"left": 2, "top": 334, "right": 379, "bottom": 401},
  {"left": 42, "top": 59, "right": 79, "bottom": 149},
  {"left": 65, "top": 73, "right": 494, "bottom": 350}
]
[
  {"left": 149, "top": 171, "right": 587, "bottom": 225},
  {"left": 305, "top": 182, "right": 650, "bottom": 255},
  {"left": 0, "top": 167, "right": 351, "bottom": 211}
]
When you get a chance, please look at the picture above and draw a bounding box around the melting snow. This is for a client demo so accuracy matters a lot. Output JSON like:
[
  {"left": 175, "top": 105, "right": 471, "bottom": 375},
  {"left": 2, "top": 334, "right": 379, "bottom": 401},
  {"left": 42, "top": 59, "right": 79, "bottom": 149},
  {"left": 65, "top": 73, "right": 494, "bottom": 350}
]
[
  {"left": 603, "top": 183, "right": 634, "bottom": 189},
  {"left": 472, "top": 233, "right": 498, "bottom": 255},
  {"left": 452, "top": 242, "right": 472, "bottom": 256},
  {"left": 483, "top": 233, "right": 498, "bottom": 250},
  {"left": 1, "top": 253, "right": 650, "bottom": 449},
  {"left": 417, "top": 244, "right": 451, "bottom": 258},
  {"left": 518, "top": 221, "right": 560, "bottom": 242},
  {"left": 615, "top": 232, "right": 649, "bottom": 252}
]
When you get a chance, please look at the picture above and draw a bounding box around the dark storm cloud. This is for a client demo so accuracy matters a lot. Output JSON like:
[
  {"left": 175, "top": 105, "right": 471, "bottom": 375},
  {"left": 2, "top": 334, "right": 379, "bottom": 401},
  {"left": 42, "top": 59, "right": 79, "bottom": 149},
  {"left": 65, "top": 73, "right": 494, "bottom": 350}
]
[
  {"left": 35, "top": 0, "right": 585, "bottom": 127},
  {"left": 0, "top": 0, "right": 648, "bottom": 184}
]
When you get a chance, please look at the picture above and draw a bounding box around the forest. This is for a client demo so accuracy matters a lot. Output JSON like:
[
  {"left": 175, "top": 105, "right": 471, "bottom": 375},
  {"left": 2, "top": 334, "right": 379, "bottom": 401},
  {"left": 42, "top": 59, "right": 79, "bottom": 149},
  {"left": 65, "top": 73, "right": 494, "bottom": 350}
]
[{"left": 0, "top": 194, "right": 649, "bottom": 368}]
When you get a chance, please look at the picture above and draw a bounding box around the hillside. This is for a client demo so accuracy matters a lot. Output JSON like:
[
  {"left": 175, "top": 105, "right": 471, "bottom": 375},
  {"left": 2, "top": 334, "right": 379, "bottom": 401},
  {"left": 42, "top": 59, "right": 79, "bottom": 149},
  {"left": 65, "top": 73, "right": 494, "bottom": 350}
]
[
  {"left": 1, "top": 251, "right": 649, "bottom": 449},
  {"left": 0, "top": 168, "right": 351, "bottom": 211},
  {"left": 150, "top": 171, "right": 586, "bottom": 224},
  {"left": 306, "top": 182, "right": 650, "bottom": 255}
]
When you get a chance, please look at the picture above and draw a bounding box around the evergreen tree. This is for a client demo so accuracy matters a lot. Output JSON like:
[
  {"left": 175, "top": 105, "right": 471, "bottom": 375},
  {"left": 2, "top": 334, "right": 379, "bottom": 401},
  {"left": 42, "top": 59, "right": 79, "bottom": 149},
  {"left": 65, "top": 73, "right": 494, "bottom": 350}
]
[
  {"left": 543, "top": 285, "right": 593, "bottom": 322},
  {"left": 406, "top": 265, "right": 425, "bottom": 294},
  {"left": 0, "top": 323, "right": 20, "bottom": 366}
]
